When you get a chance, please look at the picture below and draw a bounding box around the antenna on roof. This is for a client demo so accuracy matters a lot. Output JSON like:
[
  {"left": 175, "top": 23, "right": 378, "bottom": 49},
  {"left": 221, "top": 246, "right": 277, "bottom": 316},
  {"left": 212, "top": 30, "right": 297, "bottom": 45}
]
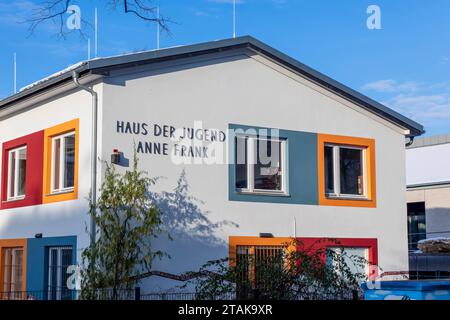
[
  {"left": 156, "top": 5, "right": 160, "bottom": 49},
  {"left": 233, "top": 0, "right": 236, "bottom": 38},
  {"left": 95, "top": 7, "right": 98, "bottom": 57},
  {"left": 13, "top": 52, "right": 17, "bottom": 94}
]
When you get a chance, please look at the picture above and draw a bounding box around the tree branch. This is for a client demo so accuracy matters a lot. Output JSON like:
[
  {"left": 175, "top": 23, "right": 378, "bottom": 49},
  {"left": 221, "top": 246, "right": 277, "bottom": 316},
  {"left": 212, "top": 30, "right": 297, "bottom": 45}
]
[{"left": 24, "top": 0, "right": 172, "bottom": 39}]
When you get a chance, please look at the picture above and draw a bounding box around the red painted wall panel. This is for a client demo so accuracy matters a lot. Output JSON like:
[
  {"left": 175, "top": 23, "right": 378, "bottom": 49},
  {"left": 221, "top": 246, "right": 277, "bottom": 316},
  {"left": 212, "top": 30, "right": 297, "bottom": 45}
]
[
  {"left": 1, "top": 131, "right": 44, "bottom": 209},
  {"left": 296, "top": 237, "right": 378, "bottom": 279}
]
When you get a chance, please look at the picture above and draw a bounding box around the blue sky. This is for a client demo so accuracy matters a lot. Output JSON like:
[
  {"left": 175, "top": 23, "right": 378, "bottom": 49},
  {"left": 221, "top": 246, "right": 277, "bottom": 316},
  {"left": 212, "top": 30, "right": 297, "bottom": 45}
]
[{"left": 1, "top": 0, "right": 449, "bottom": 136}]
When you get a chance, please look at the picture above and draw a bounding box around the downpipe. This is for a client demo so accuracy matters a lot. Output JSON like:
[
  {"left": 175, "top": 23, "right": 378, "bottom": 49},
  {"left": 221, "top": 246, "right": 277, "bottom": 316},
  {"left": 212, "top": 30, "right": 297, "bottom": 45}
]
[{"left": 72, "top": 71, "right": 98, "bottom": 247}]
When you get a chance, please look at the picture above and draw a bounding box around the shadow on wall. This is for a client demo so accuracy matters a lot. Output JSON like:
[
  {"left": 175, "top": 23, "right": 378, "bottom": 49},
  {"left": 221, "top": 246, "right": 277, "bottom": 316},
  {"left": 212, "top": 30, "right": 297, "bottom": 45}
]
[
  {"left": 150, "top": 168, "right": 238, "bottom": 246},
  {"left": 426, "top": 207, "right": 450, "bottom": 237},
  {"left": 142, "top": 169, "right": 239, "bottom": 292}
]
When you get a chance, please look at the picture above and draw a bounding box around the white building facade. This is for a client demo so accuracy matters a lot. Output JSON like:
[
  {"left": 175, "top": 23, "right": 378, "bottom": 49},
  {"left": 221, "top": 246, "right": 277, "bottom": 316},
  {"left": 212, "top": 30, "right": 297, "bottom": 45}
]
[
  {"left": 406, "top": 135, "right": 450, "bottom": 251},
  {"left": 0, "top": 37, "right": 424, "bottom": 296}
]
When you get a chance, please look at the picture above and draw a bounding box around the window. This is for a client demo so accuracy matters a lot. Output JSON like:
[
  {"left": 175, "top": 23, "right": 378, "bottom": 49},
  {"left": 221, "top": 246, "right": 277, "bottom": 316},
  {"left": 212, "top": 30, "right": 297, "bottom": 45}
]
[
  {"left": 51, "top": 132, "right": 75, "bottom": 194},
  {"left": 236, "top": 245, "right": 285, "bottom": 290},
  {"left": 47, "top": 247, "right": 73, "bottom": 300},
  {"left": 7, "top": 146, "right": 27, "bottom": 201},
  {"left": 324, "top": 144, "right": 367, "bottom": 199},
  {"left": 407, "top": 202, "right": 426, "bottom": 251},
  {"left": 326, "top": 247, "right": 369, "bottom": 279},
  {"left": 1, "top": 248, "right": 24, "bottom": 300},
  {"left": 318, "top": 134, "right": 376, "bottom": 207},
  {"left": 229, "top": 236, "right": 292, "bottom": 298},
  {"left": 43, "top": 119, "right": 79, "bottom": 204},
  {"left": 1, "top": 131, "right": 44, "bottom": 209},
  {"left": 235, "top": 136, "right": 287, "bottom": 195}
]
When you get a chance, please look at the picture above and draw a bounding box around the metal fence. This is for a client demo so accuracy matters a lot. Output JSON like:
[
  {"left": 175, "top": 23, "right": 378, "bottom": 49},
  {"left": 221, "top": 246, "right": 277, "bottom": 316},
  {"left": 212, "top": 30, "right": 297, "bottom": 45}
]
[
  {"left": 140, "top": 292, "right": 236, "bottom": 301},
  {"left": 0, "top": 289, "right": 362, "bottom": 301},
  {"left": 0, "top": 289, "right": 137, "bottom": 301},
  {"left": 409, "top": 252, "right": 450, "bottom": 280},
  {"left": 0, "top": 290, "right": 80, "bottom": 301}
]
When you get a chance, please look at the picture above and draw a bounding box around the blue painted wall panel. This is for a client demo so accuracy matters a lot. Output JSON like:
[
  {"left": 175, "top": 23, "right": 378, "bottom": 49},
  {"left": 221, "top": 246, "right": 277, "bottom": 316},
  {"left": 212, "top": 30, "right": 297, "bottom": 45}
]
[
  {"left": 228, "top": 123, "right": 318, "bottom": 205},
  {"left": 26, "top": 236, "right": 77, "bottom": 293}
]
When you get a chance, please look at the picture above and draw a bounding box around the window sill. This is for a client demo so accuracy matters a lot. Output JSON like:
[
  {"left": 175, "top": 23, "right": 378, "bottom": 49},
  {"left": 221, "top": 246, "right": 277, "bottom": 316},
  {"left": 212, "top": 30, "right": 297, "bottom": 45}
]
[
  {"left": 326, "top": 195, "right": 369, "bottom": 201},
  {"left": 46, "top": 189, "right": 75, "bottom": 197},
  {"left": 237, "top": 190, "right": 290, "bottom": 197},
  {"left": 4, "top": 196, "right": 26, "bottom": 203}
]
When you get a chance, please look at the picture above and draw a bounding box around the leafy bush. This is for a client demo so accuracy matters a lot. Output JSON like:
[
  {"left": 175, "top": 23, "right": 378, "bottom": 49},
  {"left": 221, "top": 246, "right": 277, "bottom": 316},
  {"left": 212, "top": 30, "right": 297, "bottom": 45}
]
[{"left": 185, "top": 239, "right": 372, "bottom": 300}]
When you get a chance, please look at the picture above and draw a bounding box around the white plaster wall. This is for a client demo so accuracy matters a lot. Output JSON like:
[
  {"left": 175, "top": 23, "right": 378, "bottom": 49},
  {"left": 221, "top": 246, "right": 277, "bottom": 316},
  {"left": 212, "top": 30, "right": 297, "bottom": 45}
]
[
  {"left": 100, "top": 52, "right": 409, "bottom": 290},
  {"left": 0, "top": 84, "right": 103, "bottom": 259},
  {"left": 406, "top": 143, "right": 450, "bottom": 186}
]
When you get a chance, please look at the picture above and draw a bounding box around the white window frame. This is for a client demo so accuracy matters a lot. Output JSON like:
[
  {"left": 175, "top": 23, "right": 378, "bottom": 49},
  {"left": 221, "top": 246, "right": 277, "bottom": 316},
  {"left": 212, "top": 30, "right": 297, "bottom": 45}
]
[
  {"left": 47, "top": 246, "right": 73, "bottom": 300},
  {"left": 6, "top": 146, "right": 27, "bottom": 201},
  {"left": 326, "top": 246, "right": 370, "bottom": 277},
  {"left": 236, "top": 135, "right": 288, "bottom": 196},
  {"left": 325, "top": 144, "right": 367, "bottom": 200},
  {"left": 51, "top": 131, "right": 75, "bottom": 194}
]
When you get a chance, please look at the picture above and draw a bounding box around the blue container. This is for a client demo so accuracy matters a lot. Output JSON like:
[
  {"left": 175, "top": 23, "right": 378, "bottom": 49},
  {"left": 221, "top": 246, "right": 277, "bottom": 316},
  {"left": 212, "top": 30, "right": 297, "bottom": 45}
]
[{"left": 362, "top": 280, "right": 450, "bottom": 300}]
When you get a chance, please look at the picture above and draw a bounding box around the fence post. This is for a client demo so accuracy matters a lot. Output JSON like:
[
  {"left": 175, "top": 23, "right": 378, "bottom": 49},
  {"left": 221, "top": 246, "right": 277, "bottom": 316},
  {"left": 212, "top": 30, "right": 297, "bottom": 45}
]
[{"left": 134, "top": 287, "right": 141, "bottom": 301}]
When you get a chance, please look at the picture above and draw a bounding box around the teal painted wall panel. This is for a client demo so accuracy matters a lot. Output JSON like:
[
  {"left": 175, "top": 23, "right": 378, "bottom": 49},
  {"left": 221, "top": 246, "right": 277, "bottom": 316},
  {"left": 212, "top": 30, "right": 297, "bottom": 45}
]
[
  {"left": 26, "top": 236, "right": 77, "bottom": 294},
  {"left": 228, "top": 123, "right": 318, "bottom": 205}
]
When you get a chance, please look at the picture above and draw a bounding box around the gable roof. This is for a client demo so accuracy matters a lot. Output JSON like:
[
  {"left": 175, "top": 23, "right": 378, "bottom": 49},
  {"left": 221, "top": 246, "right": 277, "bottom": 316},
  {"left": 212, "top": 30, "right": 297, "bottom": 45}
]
[{"left": 0, "top": 36, "right": 424, "bottom": 136}]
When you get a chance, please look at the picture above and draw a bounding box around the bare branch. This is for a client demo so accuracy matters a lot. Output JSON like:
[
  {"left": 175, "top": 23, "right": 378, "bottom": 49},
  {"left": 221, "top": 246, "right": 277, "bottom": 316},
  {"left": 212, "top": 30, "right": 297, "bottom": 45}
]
[{"left": 23, "top": 0, "right": 172, "bottom": 39}]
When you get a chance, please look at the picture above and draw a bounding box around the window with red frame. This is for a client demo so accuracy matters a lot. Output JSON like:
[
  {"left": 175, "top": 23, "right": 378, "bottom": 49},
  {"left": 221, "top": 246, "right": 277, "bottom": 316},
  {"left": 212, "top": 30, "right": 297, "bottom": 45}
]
[
  {"left": 6, "top": 146, "right": 27, "bottom": 201},
  {"left": 1, "top": 130, "right": 44, "bottom": 209}
]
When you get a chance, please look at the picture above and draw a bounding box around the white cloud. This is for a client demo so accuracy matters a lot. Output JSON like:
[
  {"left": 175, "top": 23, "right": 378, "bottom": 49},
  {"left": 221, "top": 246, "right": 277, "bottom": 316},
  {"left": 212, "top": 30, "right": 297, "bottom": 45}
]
[
  {"left": 440, "top": 56, "right": 450, "bottom": 65},
  {"left": 362, "top": 79, "right": 450, "bottom": 131},
  {"left": 361, "top": 79, "right": 420, "bottom": 93},
  {"left": 386, "top": 94, "right": 450, "bottom": 122},
  {"left": 0, "top": 0, "right": 38, "bottom": 26},
  {"left": 382, "top": 88, "right": 450, "bottom": 132}
]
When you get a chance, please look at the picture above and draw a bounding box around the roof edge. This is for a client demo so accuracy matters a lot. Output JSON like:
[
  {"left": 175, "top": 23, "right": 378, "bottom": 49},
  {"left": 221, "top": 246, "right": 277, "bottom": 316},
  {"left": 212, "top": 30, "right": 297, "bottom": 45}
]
[{"left": 0, "top": 36, "right": 424, "bottom": 136}]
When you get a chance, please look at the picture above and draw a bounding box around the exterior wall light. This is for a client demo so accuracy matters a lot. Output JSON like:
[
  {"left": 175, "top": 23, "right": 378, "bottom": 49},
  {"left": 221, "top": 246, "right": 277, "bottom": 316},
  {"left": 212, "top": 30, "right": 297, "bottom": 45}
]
[
  {"left": 259, "top": 233, "right": 274, "bottom": 238},
  {"left": 111, "top": 149, "right": 121, "bottom": 165}
]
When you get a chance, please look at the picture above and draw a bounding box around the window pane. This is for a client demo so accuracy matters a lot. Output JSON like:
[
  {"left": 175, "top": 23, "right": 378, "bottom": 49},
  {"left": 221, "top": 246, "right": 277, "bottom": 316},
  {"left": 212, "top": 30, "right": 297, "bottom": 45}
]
[
  {"left": 327, "top": 247, "right": 368, "bottom": 279},
  {"left": 17, "top": 148, "right": 27, "bottom": 196},
  {"left": 254, "top": 246, "right": 284, "bottom": 291},
  {"left": 235, "top": 136, "right": 248, "bottom": 189},
  {"left": 339, "top": 148, "right": 364, "bottom": 195},
  {"left": 61, "top": 248, "right": 73, "bottom": 300},
  {"left": 63, "top": 135, "right": 75, "bottom": 188},
  {"left": 8, "top": 151, "right": 16, "bottom": 198},
  {"left": 53, "top": 138, "right": 61, "bottom": 190},
  {"left": 236, "top": 246, "right": 251, "bottom": 295},
  {"left": 407, "top": 202, "right": 426, "bottom": 251},
  {"left": 254, "top": 139, "right": 282, "bottom": 191},
  {"left": 12, "top": 249, "right": 23, "bottom": 293},
  {"left": 324, "top": 146, "right": 334, "bottom": 193},
  {"left": 3, "top": 248, "right": 11, "bottom": 293},
  {"left": 49, "top": 248, "right": 59, "bottom": 300}
]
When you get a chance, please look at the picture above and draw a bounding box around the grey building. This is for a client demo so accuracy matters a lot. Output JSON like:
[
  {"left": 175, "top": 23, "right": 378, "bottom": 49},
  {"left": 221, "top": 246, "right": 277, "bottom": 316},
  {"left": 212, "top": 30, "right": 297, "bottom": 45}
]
[{"left": 406, "top": 133, "right": 450, "bottom": 278}]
